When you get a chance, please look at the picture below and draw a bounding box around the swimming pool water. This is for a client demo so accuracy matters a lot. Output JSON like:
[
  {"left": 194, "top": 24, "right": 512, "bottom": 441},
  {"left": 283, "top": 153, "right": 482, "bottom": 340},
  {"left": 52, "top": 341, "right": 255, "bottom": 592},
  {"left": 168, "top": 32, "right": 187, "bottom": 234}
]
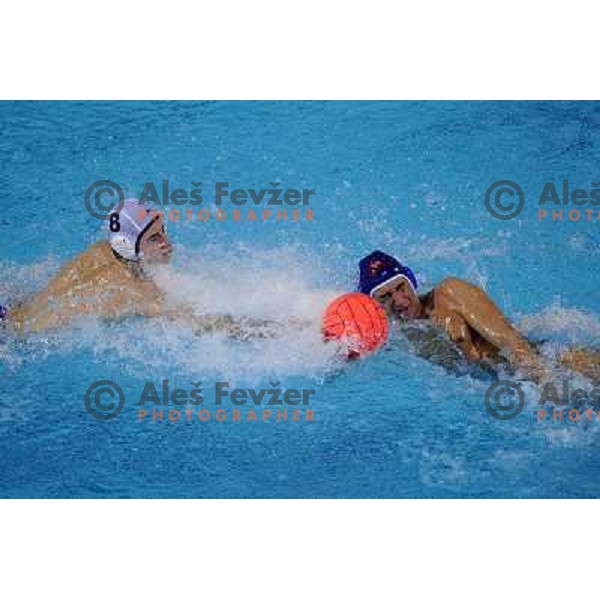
[{"left": 1, "top": 101, "right": 599, "bottom": 498}]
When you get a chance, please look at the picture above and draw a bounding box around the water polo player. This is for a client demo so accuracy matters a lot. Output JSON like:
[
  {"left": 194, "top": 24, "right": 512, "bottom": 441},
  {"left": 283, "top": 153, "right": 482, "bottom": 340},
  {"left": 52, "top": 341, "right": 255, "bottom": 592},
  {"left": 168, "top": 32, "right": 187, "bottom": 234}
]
[
  {"left": 3, "top": 200, "right": 260, "bottom": 336},
  {"left": 357, "top": 250, "right": 600, "bottom": 383}
]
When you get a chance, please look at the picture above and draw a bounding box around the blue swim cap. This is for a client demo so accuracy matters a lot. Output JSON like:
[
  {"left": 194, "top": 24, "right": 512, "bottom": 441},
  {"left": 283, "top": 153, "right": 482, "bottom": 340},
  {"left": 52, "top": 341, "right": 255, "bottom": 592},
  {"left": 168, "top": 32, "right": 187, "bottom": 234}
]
[{"left": 357, "top": 250, "right": 418, "bottom": 297}]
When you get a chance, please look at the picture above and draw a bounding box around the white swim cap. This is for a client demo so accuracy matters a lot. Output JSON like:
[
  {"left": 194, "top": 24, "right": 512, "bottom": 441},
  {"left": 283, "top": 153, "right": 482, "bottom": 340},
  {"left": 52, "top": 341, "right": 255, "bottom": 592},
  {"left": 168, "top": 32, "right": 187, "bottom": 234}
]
[{"left": 108, "top": 199, "right": 157, "bottom": 261}]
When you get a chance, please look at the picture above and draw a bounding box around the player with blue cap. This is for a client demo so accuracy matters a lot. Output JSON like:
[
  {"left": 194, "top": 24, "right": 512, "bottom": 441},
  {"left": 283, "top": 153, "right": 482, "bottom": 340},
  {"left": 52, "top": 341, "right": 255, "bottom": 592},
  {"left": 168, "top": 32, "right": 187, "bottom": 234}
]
[
  {"left": 358, "top": 250, "right": 420, "bottom": 320},
  {"left": 357, "top": 250, "right": 600, "bottom": 383}
]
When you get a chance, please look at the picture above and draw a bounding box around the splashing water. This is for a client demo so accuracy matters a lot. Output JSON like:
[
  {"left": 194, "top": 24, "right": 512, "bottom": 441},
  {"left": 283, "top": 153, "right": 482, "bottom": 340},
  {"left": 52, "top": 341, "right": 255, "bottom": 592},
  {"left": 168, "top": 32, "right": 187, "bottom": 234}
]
[{"left": 2, "top": 101, "right": 600, "bottom": 498}]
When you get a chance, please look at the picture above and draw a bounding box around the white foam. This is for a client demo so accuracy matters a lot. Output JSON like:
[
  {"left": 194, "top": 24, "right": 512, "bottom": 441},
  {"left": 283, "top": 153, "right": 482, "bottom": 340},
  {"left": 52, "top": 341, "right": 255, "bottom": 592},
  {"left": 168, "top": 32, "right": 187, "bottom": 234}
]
[
  {"left": 0, "top": 257, "right": 62, "bottom": 302},
  {"left": 152, "top": 245, "right": 336, "bottom": 322},
  {"left": 520, "top": 304, "right": 600, "bottom": 346}
]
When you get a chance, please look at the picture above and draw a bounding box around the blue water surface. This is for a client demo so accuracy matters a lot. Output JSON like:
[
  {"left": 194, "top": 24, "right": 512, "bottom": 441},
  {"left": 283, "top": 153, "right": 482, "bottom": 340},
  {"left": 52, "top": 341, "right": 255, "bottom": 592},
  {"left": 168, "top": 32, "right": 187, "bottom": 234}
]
[{"left": 1, "top": 101, "right": 599, "bottom": 498}]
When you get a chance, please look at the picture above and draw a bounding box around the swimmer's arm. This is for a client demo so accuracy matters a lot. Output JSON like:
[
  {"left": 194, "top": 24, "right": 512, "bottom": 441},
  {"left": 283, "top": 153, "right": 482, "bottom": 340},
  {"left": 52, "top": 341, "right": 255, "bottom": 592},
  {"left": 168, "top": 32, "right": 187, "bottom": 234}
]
[
  {"left": 438, "top": 277, "right": 543, "bottom": 373},
  {"left": 93, "top": 281, "right": 276, "bottom": 339},
  {"left": 130, "top": 284, "right": 297, "bottom": 340},
  {"left": 431, "top": 309, "right": 483, "bottom": 362},
  {"left": 8, "top": 248, "right": 112, "bottom": 333},
  {"left": 9, "top": 286, "right": 86, "bottom": 333},
  {"left": 159, "top": 306, "right": 287, "bottom": 340},
  {"left": 7, "top": 305, "right": 28, "bottom": 331}
]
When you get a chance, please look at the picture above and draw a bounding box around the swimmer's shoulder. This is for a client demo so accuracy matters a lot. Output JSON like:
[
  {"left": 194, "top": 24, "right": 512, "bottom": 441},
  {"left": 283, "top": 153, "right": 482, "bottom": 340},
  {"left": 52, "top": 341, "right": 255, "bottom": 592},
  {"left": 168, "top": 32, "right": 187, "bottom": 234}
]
[
  {"left": 425, "top": 278, "right": 487, "bottom": 320},
  {"left": 435, "top": 277, "right": 474, "bottom": 295},
  {"left": 433, "top": 277, "right": 485, "bottom": 305},
  {"left": 60, "top": 242, "right": 128, "bottom": 283},
  {"left": 29, "top": 242, "right": 122, "bottom": 301},
  {"left": 75, "top": 241, "right": 116, "bottom": 269},
  {"left": 44, "top": 241, "right": 113, "bottom": 277}
]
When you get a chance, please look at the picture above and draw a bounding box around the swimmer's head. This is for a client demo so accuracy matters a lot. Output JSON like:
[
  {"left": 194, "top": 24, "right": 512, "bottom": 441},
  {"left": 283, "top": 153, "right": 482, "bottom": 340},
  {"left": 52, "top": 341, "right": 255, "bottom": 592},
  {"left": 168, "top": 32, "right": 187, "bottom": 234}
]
[
  {"left": 358, "top": 250, "right": 420, "bottom": 319},
  {"left": 108, "top": 199, "right": 172, "bottom": 265},
  {"left": 137, "top": 215, "right": 172, "bottom": 264}
]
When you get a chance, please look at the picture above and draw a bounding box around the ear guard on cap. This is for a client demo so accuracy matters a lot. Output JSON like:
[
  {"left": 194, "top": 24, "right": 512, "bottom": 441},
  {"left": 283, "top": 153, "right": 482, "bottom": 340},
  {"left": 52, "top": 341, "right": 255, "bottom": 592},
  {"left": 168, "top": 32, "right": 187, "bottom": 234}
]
[{"left": 109, "top": 232, "right": 137, "bottom": 261}]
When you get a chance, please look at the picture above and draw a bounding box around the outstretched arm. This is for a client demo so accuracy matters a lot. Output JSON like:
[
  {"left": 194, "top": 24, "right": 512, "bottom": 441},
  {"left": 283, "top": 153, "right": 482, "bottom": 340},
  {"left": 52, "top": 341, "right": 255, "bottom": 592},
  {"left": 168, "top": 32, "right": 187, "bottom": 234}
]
[{"left": 161, "top": 306, "right": 292, "bottom": 340}]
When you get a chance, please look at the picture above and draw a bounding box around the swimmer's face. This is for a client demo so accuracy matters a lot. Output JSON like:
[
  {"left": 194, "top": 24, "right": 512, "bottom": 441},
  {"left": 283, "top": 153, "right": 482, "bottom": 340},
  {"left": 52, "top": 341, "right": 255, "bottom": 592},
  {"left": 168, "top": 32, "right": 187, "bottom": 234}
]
[
  {"left": 373, "top": 277, "right": 420, "bottom": 320},
  {"left": 139, "top": 218, "right": 172, "bottom": 264}
]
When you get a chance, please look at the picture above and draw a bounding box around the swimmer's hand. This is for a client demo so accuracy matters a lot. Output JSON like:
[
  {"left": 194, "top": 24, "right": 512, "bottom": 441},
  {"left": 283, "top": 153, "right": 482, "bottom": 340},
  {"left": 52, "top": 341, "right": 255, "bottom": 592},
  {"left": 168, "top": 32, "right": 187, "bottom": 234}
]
[
  {"left": 163, "top": 306, "right": 310, "bottom": 340},
  {"left": 191, "top": 315, "right": 288, "bottom": 340},
  {"left": 511, "top": 346, "right": 553, "bottom": 384},
  {"left": 285, "top": 316, "right": 312, "bottom": 330}
]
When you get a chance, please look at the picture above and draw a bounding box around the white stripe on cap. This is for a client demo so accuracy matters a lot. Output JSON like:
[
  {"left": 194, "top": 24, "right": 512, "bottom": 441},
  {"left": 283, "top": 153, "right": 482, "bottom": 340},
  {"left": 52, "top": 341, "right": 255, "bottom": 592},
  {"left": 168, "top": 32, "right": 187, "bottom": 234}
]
[
  {"left": 120, "top": 206, "right": 145, "bottom": 233},
  {"left": 369, "top": 273, "right": 415, "bottom": 297}
]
